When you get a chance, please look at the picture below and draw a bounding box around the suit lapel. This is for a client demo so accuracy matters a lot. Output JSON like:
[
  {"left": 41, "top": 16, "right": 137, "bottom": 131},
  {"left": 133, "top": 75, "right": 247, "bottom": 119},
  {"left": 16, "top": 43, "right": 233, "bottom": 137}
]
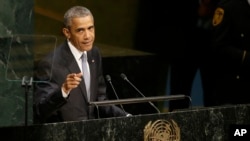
[
  {"left": 62, "top": 42, "right": 89, "bottom": 102},
  {"left": 87, "top": 50, "right": 96, "bottom": 102}
]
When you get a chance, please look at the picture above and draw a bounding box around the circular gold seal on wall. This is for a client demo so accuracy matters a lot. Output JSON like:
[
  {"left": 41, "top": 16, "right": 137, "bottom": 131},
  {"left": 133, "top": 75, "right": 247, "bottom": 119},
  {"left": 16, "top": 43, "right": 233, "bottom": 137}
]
[
  {"left": 144, "top": 119, "right": 180, "bottom": 141},
  {"left": 212, "top": 7, "right": 224, "bottom": 26}
]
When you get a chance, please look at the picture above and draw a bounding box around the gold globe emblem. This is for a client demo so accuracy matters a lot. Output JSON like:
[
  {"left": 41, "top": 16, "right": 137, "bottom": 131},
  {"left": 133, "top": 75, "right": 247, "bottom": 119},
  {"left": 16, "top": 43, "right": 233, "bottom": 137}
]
[{"left": 144, "top": 119, "right": 180, "bottom": 141}]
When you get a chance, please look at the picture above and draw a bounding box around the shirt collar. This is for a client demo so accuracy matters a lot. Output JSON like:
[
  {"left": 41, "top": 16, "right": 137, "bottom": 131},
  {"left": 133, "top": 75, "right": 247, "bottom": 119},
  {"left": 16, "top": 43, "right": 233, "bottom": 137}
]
[{"left": 67, "top": 39, "right": 86, "bottom": 60}]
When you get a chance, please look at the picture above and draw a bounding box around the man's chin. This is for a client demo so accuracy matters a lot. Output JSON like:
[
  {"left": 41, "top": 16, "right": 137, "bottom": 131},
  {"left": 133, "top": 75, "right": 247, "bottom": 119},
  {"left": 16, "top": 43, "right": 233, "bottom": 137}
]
[{"left": 85, "top": 45, "right": 93, "bottom": 51}]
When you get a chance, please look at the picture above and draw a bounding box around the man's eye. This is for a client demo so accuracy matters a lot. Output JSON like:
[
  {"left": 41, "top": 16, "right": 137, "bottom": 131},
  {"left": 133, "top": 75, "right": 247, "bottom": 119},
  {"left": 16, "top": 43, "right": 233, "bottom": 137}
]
[
  {"left": 89, "top": 26, "right": 94, "bottom": 30},
  {"left": 77, "top": 29, "right": 84, "bottom": 32}
]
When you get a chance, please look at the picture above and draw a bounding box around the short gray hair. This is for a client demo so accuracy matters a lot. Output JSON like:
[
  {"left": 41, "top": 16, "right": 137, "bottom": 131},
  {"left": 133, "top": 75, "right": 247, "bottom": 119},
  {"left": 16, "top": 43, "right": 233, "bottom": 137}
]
[{"left": 63, "top": 6, "right": 93, "bottom": 27}]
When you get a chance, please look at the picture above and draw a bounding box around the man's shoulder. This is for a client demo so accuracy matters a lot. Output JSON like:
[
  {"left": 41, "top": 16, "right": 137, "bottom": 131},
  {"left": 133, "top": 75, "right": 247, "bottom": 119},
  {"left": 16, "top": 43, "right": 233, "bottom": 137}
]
[
  {"left": 90, "top": 45, "right": 101, "bottom": 54},
  {"left": 217, "top": 0, "right": 239, "bottom": 7}
]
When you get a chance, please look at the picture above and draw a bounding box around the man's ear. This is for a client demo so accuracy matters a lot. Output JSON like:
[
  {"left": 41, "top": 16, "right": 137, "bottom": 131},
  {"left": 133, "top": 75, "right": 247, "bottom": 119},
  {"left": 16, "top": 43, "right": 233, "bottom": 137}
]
[{"left": 62, "top": 28, "right": 70, "bottom": 39}]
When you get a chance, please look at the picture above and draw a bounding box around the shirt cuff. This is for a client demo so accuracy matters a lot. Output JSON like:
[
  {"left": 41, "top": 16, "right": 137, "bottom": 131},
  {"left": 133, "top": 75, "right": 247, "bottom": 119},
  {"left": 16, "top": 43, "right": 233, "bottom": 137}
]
[{"left": 61, "top": 88, "right": 70, "bottom": 98}]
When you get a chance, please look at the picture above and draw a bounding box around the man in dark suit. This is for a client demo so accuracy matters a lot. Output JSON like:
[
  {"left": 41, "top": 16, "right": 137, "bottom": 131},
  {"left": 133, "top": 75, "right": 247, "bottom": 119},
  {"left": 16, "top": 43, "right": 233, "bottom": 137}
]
[
  {"left": 33, "top": 6, "right": 130, "bottom": 123},
  {"left": 211, "top": 0, "right": 250, "bottom": 106}
]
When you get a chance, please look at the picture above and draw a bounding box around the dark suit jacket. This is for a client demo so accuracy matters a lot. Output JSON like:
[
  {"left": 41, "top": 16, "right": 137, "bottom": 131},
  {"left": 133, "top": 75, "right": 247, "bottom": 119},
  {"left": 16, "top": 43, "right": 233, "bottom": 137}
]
[{"left": 33, "top": 41, "right": 127, "bottom": 123}]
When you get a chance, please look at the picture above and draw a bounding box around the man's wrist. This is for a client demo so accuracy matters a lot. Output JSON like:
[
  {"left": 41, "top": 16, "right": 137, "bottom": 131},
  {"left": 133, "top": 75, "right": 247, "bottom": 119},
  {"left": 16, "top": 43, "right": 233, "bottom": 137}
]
[{"left": 61, "top": 88, "right": 70, "bottom": 98}]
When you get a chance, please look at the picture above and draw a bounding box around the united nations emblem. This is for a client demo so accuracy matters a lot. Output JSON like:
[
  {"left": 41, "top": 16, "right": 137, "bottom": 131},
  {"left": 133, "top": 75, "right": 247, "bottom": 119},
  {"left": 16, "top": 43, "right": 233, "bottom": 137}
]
[{"left": 144, "top": 119, "right": 180, "bottom": 141}]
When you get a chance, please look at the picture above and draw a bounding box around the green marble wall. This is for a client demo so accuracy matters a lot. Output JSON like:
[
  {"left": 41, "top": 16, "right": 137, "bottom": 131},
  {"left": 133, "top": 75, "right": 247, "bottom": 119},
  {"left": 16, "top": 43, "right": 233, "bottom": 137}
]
[{"left": 0, "top": 0, "right": 34, "bottom": 127}]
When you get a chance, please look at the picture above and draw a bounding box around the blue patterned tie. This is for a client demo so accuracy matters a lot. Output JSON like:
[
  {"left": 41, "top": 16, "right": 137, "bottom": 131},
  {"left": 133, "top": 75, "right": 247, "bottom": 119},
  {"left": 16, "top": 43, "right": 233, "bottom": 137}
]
[{"left": 82, "top": 53, "right": 90, "bottom": 101}]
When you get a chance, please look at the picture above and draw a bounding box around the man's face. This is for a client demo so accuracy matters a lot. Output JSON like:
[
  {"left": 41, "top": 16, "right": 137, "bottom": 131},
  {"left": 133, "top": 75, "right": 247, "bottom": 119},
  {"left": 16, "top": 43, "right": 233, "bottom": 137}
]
[{"left": 64, "top": 15, "right": 95, "bottom": 52}]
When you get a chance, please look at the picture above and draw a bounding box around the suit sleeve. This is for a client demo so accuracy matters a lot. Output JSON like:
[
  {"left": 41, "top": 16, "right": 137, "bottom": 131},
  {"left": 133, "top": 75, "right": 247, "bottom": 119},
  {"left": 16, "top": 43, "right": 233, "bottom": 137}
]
[{"left": 33, "top": 54, "right": 67, "bottom": 122}]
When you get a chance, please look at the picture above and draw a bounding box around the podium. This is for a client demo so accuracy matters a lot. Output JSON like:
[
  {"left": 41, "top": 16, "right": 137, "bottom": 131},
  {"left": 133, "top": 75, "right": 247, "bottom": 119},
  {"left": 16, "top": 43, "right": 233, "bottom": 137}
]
[{"left": 1, "top": 104, "right": 250, "bottom": 141}]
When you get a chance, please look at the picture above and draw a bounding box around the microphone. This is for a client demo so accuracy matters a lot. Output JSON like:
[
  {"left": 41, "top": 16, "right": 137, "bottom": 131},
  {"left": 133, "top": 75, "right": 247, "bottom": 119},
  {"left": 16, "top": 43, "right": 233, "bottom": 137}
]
[
  {"left": 120, "top": 73, "right": 161, "bottom": 114},
  {"left": 105, "top": 74, "right": 127, "bottom": 116}
]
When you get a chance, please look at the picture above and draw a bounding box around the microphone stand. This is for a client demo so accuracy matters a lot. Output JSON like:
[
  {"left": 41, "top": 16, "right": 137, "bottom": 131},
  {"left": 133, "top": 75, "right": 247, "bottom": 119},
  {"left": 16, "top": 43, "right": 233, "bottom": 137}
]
[
  {"left": 21, "top": 76, "right": 33, "bottom": 141},
  {"left": 120, "top": 73, "right": 161, "bottom": 113},
  {"left": 105, "top": 75, "right": 127, "bottom": 114},
  {"left": 21, "top": 76, "right": 33, "bottom": 127},
  {"left": 89, "top": 95, "right": 188, "bottom": 106}
]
